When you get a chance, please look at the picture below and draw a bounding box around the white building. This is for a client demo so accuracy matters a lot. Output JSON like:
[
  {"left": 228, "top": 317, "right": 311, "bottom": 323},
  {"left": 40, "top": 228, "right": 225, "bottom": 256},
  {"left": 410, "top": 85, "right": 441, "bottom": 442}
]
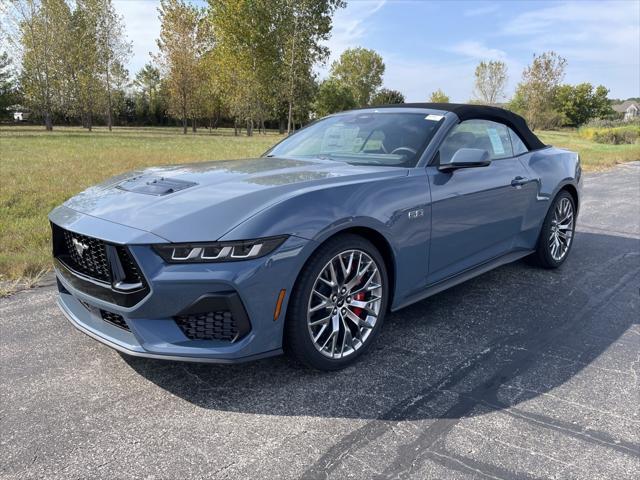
[
  {"left": 13, "top": 111, "right": 30, "bottom": 121},
  {"left": 612, "top": 101, "right": 639, "bottom": 121}
]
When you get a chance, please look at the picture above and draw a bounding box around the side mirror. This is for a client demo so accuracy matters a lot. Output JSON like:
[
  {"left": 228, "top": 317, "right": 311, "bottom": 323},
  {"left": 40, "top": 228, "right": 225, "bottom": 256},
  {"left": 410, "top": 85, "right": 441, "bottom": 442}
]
[{"left": 439, "top": 148, "right": 491, "bottom": 171}]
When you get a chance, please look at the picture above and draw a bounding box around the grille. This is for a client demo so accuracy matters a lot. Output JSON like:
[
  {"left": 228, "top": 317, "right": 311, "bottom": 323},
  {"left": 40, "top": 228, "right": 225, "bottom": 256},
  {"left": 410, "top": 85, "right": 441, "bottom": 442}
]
[
  {"left": 175, "top": 311, "right": 240, "bottom": 342},
  {"left": 63, "top": 230, "right": 110, "bottom": 281},
  {"left": 53, "top": 225, "right": 144, "bottom": 285},
  {"left": 101, "top": 309, "right": 130, "bottom": 331},
  {"left": 52, "top": 224, "right": 150, "bottom": 307}
]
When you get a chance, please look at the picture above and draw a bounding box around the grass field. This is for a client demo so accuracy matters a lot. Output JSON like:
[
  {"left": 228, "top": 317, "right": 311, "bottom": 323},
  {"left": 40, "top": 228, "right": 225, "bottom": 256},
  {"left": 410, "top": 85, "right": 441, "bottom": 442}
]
[
  {"left": 0, "top": 126, "right": 281, "bottom": 286},
  {"left": 538, "top": 130, "right": 640, "bottom": 169},
  {"left": 1, "top": 124, "right": 638, "bottom": 286}
]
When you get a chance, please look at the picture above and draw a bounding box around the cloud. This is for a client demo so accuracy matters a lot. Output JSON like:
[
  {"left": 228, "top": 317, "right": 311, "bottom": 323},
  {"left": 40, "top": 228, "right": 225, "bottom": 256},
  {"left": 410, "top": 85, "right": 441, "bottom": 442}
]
[
  {"left": 319, "top": 0, "right": 387, "bottom": 75},
  {"left": 113, "top": 0, "right": 162, "bottom": 75},
  {"left": 448, "top": 41, "right": 506, "bottom": 61},
  {"left": 497, "top": 0, "right": 639, "bottom": 97},
  {"left": 500, "top": 1, "right": 639, "bottom": 65},
  {"left": 501, "top": 0, "right": 635, "bottom": 36}
]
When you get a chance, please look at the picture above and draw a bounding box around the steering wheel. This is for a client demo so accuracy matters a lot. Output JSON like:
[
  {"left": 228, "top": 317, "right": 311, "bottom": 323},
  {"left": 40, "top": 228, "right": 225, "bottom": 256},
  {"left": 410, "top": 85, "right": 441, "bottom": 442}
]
[{"left": 390, "top": 146, "right": 417, "bottom": 156}]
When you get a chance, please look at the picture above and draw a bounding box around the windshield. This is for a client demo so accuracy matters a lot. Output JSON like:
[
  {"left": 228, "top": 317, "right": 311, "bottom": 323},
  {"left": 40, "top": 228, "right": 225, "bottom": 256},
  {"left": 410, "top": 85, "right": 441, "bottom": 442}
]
[{"left": 265, "top": 111, "right": 444, "bottom": 167}]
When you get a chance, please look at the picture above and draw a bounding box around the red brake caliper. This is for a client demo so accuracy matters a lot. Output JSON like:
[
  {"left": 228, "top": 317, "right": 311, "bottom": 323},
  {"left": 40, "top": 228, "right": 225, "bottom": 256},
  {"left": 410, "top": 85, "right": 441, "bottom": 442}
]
[{"left": 352, "top": 292, "right": 365, "bottom": 316}]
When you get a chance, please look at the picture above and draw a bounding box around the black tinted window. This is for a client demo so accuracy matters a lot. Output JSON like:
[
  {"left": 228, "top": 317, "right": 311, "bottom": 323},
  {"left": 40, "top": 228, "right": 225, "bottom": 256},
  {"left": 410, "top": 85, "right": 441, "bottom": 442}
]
[{"left": 439, "top": 119, "right": 513, "bottom": 163}]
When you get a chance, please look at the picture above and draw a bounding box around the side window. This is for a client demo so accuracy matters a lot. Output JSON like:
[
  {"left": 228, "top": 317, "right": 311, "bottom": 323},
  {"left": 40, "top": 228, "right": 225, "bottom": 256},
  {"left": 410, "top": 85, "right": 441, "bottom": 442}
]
[
  {"left": 438, "top": 119, "right": 513, "bottom": 163},
  {"left": 509, "top": 128, "right": 529, "bottom": 156}
]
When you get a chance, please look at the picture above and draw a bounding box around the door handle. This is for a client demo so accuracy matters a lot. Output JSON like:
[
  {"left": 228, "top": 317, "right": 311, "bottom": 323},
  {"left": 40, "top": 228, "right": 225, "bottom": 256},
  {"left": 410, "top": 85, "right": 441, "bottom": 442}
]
[{"left": 511, "top": 176, "right": 530, "bottom": 187}]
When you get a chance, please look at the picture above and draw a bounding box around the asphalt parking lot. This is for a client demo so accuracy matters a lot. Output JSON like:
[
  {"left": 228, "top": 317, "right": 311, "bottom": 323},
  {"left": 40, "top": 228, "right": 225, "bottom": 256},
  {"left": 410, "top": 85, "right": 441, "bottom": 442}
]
[{"left": 2, "top": 162, "right": 639, "bottom": 479}]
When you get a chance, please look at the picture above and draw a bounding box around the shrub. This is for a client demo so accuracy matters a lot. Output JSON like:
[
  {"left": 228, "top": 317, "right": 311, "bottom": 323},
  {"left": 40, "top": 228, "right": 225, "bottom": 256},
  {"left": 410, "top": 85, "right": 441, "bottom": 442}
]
[{"left": 591, "top": 127, "right": 639, "bottom": 145}]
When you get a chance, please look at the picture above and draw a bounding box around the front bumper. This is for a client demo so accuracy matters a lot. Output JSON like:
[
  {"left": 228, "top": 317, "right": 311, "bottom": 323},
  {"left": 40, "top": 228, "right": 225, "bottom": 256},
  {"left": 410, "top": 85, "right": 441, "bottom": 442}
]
[
  {"left": 50, "top": 207, "right": 313, "bottom": 363},
  {"left": 56, "top": 291, "right": 281, "bottom": 363}
]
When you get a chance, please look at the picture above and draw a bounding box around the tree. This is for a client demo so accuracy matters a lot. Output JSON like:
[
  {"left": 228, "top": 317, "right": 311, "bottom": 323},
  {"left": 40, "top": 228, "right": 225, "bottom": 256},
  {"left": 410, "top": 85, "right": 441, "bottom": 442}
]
[
  {"left": 473, "top": 60, "right": 507, "bottom": 104},
  {"left": 329, "top": 47, "right": 385, "bottom": 107},
  {"left": 6, "top": 0, "right": 130, "bottom": 130},
  {"left": 371, "top": 88, "right": 405, "bottom": 105},
  {"left": 591, "top": 85, "right": 614, "bottom": 119},
  {"left": 65, "top": 0, "right": 105, "bottom": 131},
  {"left": 208, "top": 0, "right": 280, "bottom": 136},
  {"left": 95, "top": 0, "right": 131, "bottom": 131},
  {"left": 313, "top": 78, "right": 356, "bottom": 117},
  {"left": 157, "top": 0, "right": 204, "bottom": 134},
  {"left": 0, "top": 52, "right": 19, "bottom": 120},
  {"left": 194, "top": 51, "right": 225, "bottom": 131},
  {"left": 555, "top": 83, "right": 613, "bottom": 126},
  {"left": 10, "top": 0, "right": 72, "bottom": 130},
  {"left": 133, "top": 63, "right": 166, "bottom": 125},
  {"left": 107, "top": 60, "right": 130, "bottom": 125},
  {"left": 429, "top": 89, "right": 449, "bottom": 103},
  {"left": 510, "top": 51, "right": 566, "bottom": 130},
  {"left": 278, "top": 0, "right": 344, "bottom": 133}
]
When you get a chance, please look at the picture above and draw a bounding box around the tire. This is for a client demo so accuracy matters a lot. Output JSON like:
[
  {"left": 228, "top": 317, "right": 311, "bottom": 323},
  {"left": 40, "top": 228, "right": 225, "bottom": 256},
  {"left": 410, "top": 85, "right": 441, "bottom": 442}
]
[
  {"left": 284, "top": 234, "right": 389, "bottom": 370},
  {"left": 530, "top": 190, "right": 576, "bottom": 269}
]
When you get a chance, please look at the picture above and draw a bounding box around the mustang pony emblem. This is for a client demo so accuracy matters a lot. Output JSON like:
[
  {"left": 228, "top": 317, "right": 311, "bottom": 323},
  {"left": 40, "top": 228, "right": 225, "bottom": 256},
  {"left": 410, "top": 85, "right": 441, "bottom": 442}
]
[{"left": 72, "top": 238, "right": 89, "bottom": 257}]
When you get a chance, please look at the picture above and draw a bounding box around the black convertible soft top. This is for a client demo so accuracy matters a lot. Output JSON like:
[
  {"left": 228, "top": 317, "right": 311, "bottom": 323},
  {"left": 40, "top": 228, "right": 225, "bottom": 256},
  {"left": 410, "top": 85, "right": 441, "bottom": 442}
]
[{"left": 370, "top": 102, "right": 546, "bottom": 151}]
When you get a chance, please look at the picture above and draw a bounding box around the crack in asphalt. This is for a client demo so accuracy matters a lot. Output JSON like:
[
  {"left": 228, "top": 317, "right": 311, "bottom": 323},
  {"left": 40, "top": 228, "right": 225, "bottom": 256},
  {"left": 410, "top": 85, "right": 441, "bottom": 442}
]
[{"left": 422, "top": 447, "right": 540, "bottom": 480}]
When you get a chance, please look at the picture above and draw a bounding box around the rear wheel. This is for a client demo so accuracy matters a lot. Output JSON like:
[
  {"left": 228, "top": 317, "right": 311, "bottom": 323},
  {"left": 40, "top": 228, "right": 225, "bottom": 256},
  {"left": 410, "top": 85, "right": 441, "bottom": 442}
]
[
  {"left": 285, "top": 234, "right": 388, "bottom": 370},
  {"left": 530, "top": 191, "right": 576, "bottom": 268}
]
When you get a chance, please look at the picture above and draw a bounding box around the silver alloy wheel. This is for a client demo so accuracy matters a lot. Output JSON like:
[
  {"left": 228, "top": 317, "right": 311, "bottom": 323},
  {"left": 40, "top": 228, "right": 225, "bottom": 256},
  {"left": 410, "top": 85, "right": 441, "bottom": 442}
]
[
  {"left": 307, "top": 249, "right": 383, "bottom": 359},
  {"left": 549, "top": 197, "right": 574, "bottom": 261}
]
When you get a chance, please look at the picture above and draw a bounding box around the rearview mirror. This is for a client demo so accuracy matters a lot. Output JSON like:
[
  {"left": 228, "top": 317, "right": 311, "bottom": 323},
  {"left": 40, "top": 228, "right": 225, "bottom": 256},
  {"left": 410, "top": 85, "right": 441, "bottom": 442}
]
[{"left": 439, "top": 148, "right": 491, "bottom": 171}]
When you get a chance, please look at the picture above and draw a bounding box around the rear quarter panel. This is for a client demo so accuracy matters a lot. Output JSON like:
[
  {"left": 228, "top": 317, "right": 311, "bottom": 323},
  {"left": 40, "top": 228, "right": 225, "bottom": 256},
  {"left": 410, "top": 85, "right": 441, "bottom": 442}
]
[{"left": 516, "top": 146, "right": 582, "bottom": 249}]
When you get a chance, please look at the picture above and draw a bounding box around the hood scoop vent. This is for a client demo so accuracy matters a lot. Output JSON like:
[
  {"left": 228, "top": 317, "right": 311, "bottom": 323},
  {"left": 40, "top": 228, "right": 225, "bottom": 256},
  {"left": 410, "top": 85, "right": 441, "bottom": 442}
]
[{"left": 116, "top": 176, "right": 197, "bottom": 196}]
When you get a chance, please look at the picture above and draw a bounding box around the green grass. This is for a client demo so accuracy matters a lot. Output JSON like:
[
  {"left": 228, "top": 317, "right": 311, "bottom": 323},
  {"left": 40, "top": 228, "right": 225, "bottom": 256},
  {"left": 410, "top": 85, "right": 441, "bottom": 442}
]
[
  {"left": 0, "top": 124, "right": 638, "bottom": 284},
  {"left": 538, "top": 129, "right": 640, "bottom": 170},
  {"left": 0, "top": 125, "right": 282, "bottom": 283}
]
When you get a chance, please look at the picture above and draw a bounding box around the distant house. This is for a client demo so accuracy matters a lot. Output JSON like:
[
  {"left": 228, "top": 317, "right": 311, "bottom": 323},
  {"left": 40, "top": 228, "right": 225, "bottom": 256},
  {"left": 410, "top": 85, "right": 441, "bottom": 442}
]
[
  {"left": 612, "top": 100, "right": 639, "bottom": 121},
  {"left": 9, "top": 105, "right": 30, "bottom": 122},
  {"left": 13, "top": 111, "right": 30, "bottom": 121}
]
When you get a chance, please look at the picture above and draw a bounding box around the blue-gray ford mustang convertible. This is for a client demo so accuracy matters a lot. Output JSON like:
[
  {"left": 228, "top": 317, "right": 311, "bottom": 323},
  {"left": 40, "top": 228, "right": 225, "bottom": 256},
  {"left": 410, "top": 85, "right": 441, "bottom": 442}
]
[{"left": 49, "top": 103, "right": 581, "bottom": 370}]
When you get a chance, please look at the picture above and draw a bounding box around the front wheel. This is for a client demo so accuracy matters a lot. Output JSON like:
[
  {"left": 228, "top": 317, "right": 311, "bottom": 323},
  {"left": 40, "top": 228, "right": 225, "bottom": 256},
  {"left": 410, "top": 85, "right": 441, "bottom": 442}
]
[
  {"left": 285, "top": 234, "right": 388, "bottom": 370},
  {"left": 530, "top": 191, "right": 576, "bottom": 268}
]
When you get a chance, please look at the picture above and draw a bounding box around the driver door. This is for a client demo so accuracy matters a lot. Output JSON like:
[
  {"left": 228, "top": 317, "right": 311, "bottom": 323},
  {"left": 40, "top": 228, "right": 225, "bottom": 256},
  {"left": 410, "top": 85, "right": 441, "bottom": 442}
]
[{"left": 426, "top": 119, "right": 534, "bottom": 285}]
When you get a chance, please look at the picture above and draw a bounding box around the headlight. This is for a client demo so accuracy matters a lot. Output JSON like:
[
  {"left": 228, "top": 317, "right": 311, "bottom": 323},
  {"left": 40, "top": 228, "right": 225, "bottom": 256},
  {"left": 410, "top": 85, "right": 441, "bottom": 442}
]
[{"left": 153, "top": 236, "right": 288, "bottom": 263}]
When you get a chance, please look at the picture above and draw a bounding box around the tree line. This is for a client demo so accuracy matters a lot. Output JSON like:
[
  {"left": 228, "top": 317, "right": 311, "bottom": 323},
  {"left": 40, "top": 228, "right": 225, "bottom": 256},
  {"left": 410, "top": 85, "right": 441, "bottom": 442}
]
[
  {"left": 1, "top": 0, "right": 621, "bottom": 133},
  {"left": 438, "top": 55, "right": 615, "bottom": 130},
  {"left": 4, "top": 0, "right": 130, "bottom": 131}
]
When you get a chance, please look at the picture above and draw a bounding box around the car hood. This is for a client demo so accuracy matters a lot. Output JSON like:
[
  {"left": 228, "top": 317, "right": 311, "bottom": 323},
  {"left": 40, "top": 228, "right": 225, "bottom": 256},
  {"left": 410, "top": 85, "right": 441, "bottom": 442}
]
[{"left": 58, "top": 157, "right": 407, "bottom": 242}]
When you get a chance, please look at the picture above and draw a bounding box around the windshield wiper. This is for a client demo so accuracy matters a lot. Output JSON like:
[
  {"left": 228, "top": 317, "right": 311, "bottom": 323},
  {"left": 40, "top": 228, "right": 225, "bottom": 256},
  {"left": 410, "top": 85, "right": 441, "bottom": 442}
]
[{"left": 315, "top": 154, "right": 336, "bottom": 161}]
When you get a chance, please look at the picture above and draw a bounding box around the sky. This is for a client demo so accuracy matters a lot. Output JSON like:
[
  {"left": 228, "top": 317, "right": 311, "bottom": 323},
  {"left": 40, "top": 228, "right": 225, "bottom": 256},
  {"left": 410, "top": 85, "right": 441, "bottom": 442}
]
[{"left": 115, "top": 0, "right": 640, "bottom": 102}]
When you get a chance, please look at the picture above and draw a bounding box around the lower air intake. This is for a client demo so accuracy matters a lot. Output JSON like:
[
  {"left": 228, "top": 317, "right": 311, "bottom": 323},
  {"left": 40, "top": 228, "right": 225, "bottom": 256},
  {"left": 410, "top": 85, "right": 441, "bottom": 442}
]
[
  {"left": 175, "top": 311, "right": 240, "bottom": 342},
  {"left": 101, "top": 309, "right": 130, "bottom": 331}
]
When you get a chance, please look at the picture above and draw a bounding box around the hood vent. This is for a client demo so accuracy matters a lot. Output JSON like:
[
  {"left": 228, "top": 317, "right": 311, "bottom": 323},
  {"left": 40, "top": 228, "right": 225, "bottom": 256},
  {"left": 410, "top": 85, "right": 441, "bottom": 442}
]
[{"left": 116, "top": 176, "right": 197, "bottom": 196}]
